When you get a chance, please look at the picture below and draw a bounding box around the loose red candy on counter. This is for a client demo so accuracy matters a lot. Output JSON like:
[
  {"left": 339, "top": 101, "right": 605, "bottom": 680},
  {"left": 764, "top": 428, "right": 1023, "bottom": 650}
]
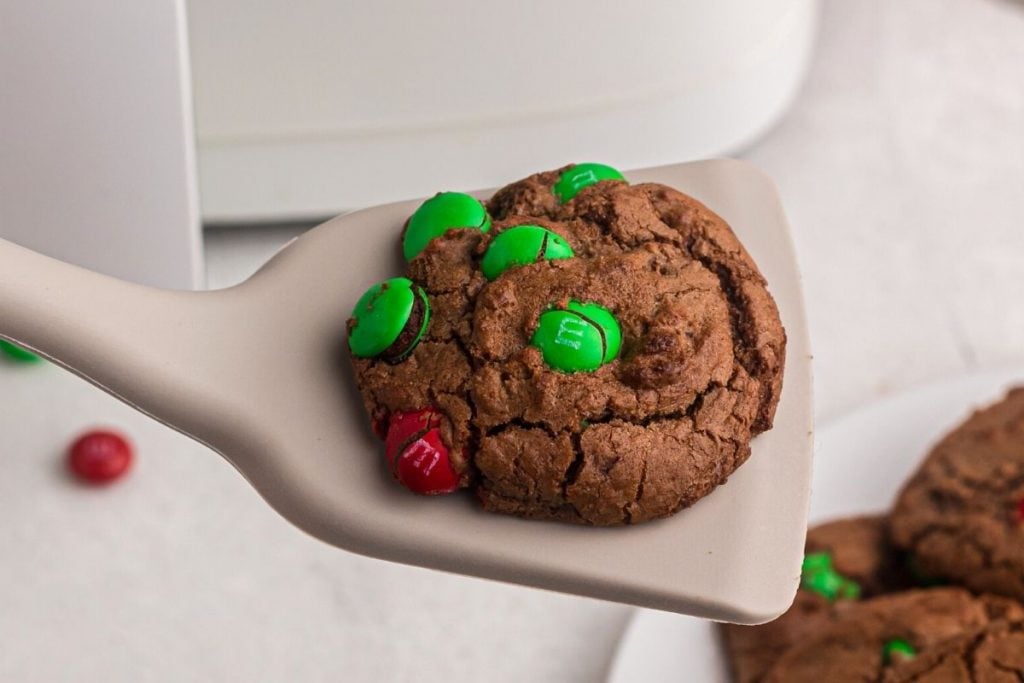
[
  {"left": 384, "top": 408, "right": 459, "bottom": 495},
  {"left": 68, "top": 430, "right": 133, "bottom": 484}
]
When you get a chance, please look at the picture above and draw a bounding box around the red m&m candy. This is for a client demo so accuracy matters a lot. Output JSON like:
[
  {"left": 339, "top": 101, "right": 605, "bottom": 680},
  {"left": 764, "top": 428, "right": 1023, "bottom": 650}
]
[
  {"left": 384, "top": 408, "right": 460, "bottom": 495},
  {"left": 68, "top": 430, "right": 133, "bottom": 484},
  {"left": 393, "top": 429, "right": 459, "bottom": 495}
]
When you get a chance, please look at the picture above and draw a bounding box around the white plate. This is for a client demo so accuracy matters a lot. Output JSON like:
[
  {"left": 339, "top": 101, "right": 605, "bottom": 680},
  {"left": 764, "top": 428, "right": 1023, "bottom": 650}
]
[{"left": 607, "top": 368, "right": 1024, "bottom": 683}]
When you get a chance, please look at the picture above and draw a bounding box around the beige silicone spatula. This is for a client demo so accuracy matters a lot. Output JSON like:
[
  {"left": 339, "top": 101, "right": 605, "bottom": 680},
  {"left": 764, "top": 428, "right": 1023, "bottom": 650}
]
[{"left": 0, "top": 160, "right": 812, "bottom": 624}]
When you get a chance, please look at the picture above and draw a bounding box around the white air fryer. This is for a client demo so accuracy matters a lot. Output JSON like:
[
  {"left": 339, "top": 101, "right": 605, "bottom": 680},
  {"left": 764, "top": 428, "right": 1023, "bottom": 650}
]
[
  {"left": 1, "top": 0, "right": 202, "bottom": 288},
  {"left": 2, "top": 0, "right": 817, "bottom": 279},
  {"left": 190, "top": 0, "right": 819, "bottom": 221}
]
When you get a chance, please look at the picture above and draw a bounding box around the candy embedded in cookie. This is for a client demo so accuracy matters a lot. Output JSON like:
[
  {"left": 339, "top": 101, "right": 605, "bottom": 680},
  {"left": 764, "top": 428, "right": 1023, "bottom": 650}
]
[
  {"left": 402, "top": 192, "right": 491, "bottom": 261},
  {"left": 882, "top": 638, "right": 916, "bottom": 665},
  {"left": 883, "top": 618, "right": 1024, "bottom": 682},
  {"left": 760, "top": 589, "right": 1024, "bottom": 683},
  {"left": 530, "top": 300, "right": 621, "bottom": 373},
  {"left": 801, "top": 551, "right": 862, "bottom": 602},
  {"left": 348, "top": 277, "right": 430, "bottom": 362},
  {"left": 384, "top": 409, "right": 460, "bottom": 495},
  {"left": 552, "top": 163, "right": 626, "bottom": 203},
  {"left": 347, "top": 164, "right": 787, "bottom": 525},
  {"left": 719, "top": 516, "right": 915, "bottom": 683},
  {"left": 480, "top": 225, "right": 574, "bottom": 280}
]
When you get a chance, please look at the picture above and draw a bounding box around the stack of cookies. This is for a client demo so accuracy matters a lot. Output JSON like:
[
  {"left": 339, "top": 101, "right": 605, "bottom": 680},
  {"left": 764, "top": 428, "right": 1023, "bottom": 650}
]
[{"left": 720, "top": 389, "right": 1024, "bottom": 682}]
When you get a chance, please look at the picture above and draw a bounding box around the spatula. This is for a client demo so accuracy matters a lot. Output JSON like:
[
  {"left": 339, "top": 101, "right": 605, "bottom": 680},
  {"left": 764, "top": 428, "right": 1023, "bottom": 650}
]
[{"left": 0, "top": 159, "right": 812, "bottom": 624}]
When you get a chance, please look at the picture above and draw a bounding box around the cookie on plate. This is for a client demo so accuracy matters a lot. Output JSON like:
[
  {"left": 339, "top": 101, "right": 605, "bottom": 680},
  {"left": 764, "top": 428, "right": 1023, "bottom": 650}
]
[
  {"left": 884, "top": 617, "right": 1024, "bottom": 682},
  {"left": 761, "top": 588, "right": 1024, "bottom": 683},
  {"left": 349, "top": 164, "right": 786, "bottom": 525},
  {"left": 721, "top": 515, "right": 912, "bottom": 683},
  {"left": 890, "top": 388, "right": 1024, "bottom": 600}
]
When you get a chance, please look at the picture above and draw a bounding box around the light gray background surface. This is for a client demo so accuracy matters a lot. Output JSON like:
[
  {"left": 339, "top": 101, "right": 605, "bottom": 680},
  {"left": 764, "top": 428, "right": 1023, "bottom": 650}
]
[{"left": 2, "top": 1, "right": 1023, "bottom": 680}]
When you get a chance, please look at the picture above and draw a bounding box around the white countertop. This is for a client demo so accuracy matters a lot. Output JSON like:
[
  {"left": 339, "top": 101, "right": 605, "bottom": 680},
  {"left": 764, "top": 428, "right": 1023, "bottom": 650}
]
[{"left": 3, "top": 1, "right": 1024, "bottom": 681}]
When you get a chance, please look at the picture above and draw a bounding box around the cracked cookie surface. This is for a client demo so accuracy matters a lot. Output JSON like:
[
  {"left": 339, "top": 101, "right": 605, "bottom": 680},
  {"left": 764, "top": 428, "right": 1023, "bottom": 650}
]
[
  {"left": 721, "top": 515, "right": 914, "bottom": 683},
  {"left": 350, "top": 165, "right": 786, "bottom": 524},
  {"left": 761, "top": 589, "right": 1024, "bottom": 683},
  {"left": 890, "top": 388, "right": 1024, "bottom": 600},
  {"left": 884, "top": 617, "right": 1024, "bottom": 682}
]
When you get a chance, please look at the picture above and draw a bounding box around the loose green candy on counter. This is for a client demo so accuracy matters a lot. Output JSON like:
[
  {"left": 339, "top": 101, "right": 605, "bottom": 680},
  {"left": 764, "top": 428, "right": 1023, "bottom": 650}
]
[
  {"left": 530, "top": 300, "right": 621, "bottom": 373},
  {"left": 403, "top": 192, "right": 491, "bottom": 261},
  {"left": 882, "top": 638, "right": 917, "bottom": 665},
  {"left": 0, "top": 340, "right": 41, "bottom": 363},
  {"left": 552, "top": 163, "right": 626, "bottom": 203},
  {"left": 348, "top": 277, "right": 430, "bottom": 361},
  {"left": 480, "top": 225, "right": 575, "bottom": 280}
]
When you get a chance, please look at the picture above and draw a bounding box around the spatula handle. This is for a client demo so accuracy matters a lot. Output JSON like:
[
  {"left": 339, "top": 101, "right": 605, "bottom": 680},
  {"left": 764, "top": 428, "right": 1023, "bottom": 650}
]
[{"left": 0, "top": 237, "right": 238, "bottom": 438}]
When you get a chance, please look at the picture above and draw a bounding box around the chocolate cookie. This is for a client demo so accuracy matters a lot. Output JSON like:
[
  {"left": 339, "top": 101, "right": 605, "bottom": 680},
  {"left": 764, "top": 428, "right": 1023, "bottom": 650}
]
[
  {"left": 890, "top": 388, "right": 1024, "bottom": 600},
  {"left": 761, "top": 589, "right": 1024, "bottom": 683},
  {"left": 885, "top": 618, "right": 1024, "bottom": 682},
  {"left": 721, "top": 515, "right": 912, "bottom": 683},
  {"left": 348, "top": 164, "right": 786, "bottom": 524}
]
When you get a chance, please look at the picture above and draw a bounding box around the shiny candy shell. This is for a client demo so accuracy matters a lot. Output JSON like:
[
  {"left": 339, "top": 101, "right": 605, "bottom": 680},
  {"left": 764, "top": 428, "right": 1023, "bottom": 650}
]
[
  {"left": 384, "top": 408, "right": 459, "bottom": 495},
  {"left": 530, "top": 300, "right": 621, "bottom": 373},
  {"left": 393, "top": 429, "right": 460, "bottom": 495},
  {"left": 68, "top": 430, "right": 134, "bottom": 484},
  {"left": 384, "top": 408, "right": 442, "bottom": 461},
  {"left": 552, "top": 163, "right": 626, "bottom": 203},
  {"left": 403, "top": 192, "right": 491, "bottom": 261},
  {"left": 480, "top": 225, "right": 574, "bottom": 280},
  {"left": 348, "top": 277, "right": 430, "bottom": 361}
]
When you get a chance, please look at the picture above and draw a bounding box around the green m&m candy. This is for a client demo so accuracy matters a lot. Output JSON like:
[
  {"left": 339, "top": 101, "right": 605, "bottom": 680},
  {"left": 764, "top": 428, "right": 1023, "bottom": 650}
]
[
  {"left": 0, "top": 340, "right": 41, "bottom": 363},
  {"left": 801, "top": 551, "right": 833, "bottom": 575},
  {"left": 348, "top": 277, "right": 430, "bottom": 362},
  {"left": 801, "top": 551, "right": 862, "bottom": 602},
  {"left": 552, "top": 163, "right": 626, "bottom": 203},
  {"left": 403, "top": 192, "right": 491, "bottom": 261},
  {"left": 530, "top": 300, "right": 621, "bottom": 373},
  {"left": 882, "top": 638, "right": 916, "bottom": 665},
  {"left": 480, "top": 225, "right": 575, "bottom": 280}
]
